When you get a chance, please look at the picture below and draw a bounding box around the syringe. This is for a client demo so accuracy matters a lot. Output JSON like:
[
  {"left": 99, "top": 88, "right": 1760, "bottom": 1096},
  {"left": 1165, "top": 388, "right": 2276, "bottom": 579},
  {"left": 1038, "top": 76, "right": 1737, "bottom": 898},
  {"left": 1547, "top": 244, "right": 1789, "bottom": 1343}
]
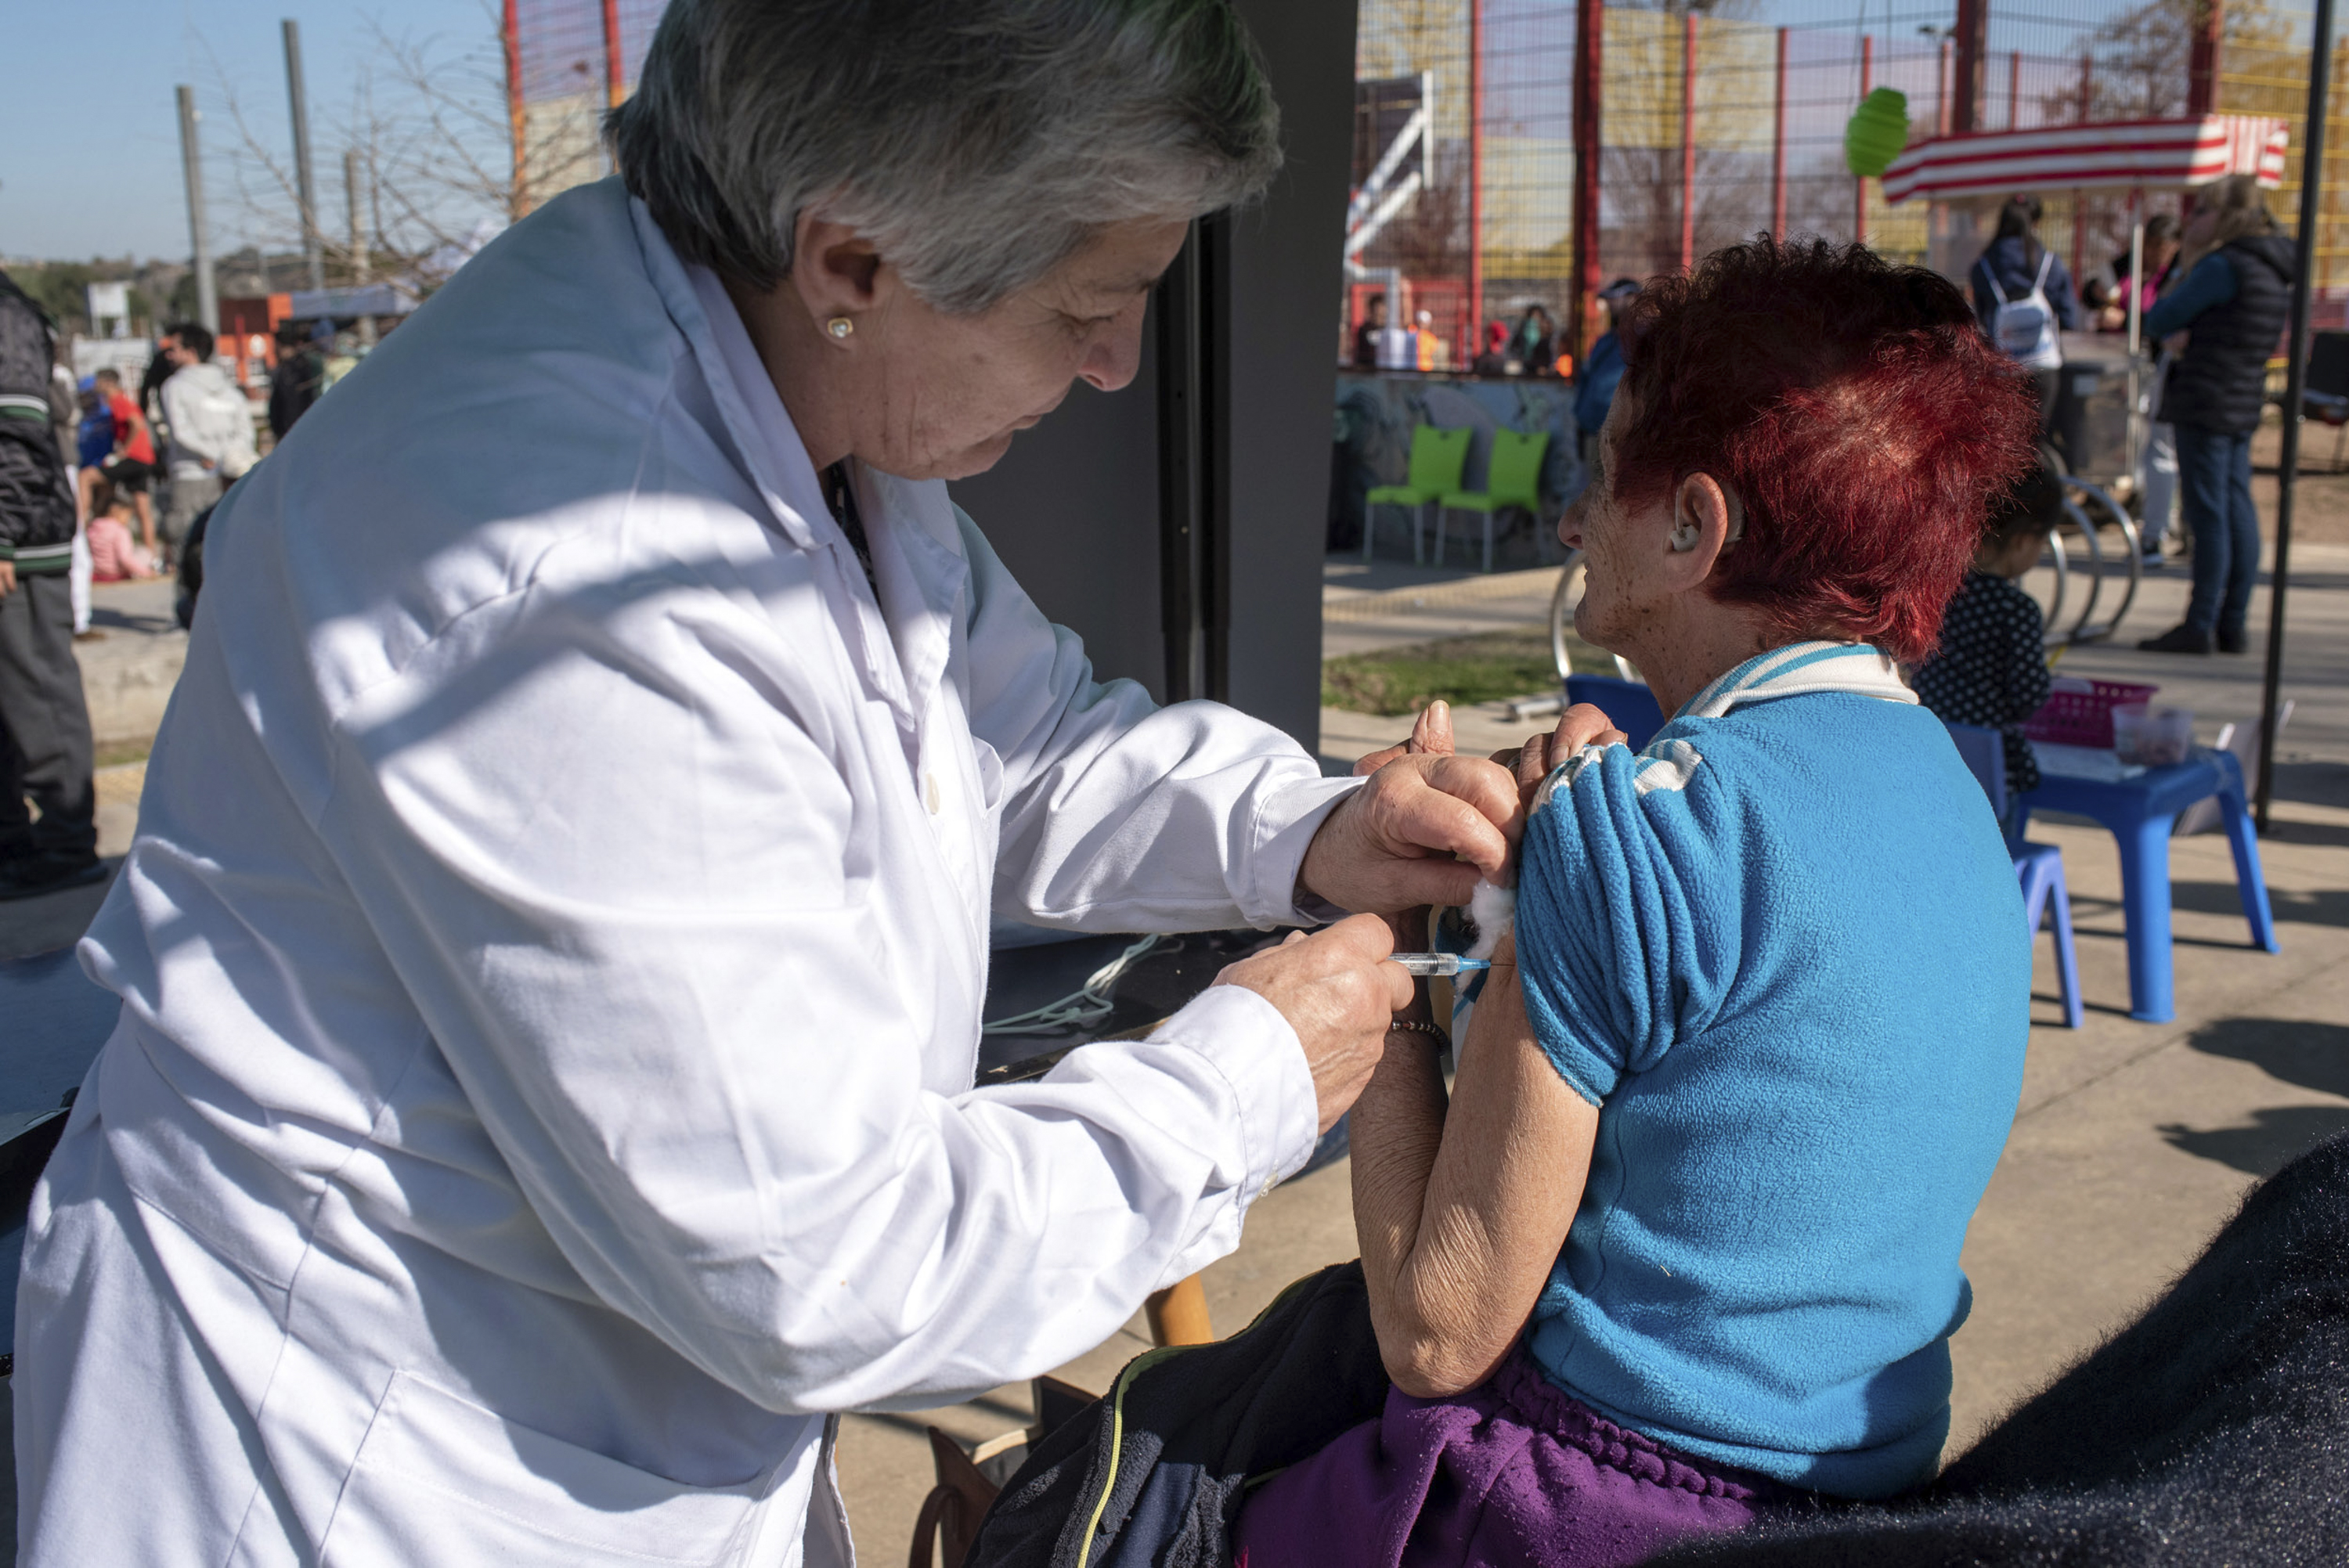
[{"left": 1389, "top": 953, "right": 1492, "bottom": 977}]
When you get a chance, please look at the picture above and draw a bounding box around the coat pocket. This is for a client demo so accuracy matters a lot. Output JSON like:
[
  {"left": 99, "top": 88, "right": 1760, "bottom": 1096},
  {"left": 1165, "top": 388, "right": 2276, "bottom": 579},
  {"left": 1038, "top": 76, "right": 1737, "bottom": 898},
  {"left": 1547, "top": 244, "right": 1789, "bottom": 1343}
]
[{"left": 320, "top": 1372, "right": 765, "bottom": 1566}]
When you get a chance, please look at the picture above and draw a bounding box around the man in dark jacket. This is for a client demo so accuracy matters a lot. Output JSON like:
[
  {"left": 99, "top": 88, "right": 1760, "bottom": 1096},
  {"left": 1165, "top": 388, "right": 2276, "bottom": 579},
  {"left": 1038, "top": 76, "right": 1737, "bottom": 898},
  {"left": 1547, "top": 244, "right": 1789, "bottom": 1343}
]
[
  {"left": 2138, "top": 175, "right": 2297, "bottom": 655},
  {"left": 0, "top": 268, "right": 103, "bottom": 899},
  {"left": 267, "top": 320, "right": 327, "bottom": 440}
]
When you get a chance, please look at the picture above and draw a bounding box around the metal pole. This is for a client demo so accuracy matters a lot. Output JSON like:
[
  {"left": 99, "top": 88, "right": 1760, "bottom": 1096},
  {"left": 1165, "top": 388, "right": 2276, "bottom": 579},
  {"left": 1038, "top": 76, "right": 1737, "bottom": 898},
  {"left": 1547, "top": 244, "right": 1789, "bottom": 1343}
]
[
  {"left": 1856, "top": 34, "right": 1871, "bottom": 247},
  {"left": 176, "top": 85, "right": 218, "bottom": 334},
  {"left": 1939, "top": 40, "right": 1954, "bottom": 136},
  {"left": 1772, "top": 28, "right": 1788, "bottom": 241},
  {"left": 1468, "top": 0, "right": 1484, "bottom": 366},
  {"left": 603, "top": 0, "right": 625, "bottom": 110},
  {"left": 2188, "top": 0, "right": 2225, "bottom": 116},
  {"left": 1571, "top": 0, "right": 1603, "bottom": 362},
  {"left": 2072, "top": 54, "right": 2091, "bottom": 288},
  {"left": 503, "top": 0, "right": 529, "bottom": 218},
  {"left": 346, "top": 147, "right": 376, "bottom": 347},
  {"left": 283, "top": 20, "right": 323, "bottom": 293},
  {"left": 1681, "top": 9, "right": 1697, "bottom": 271},
  {"left": 2009, "top": 50, "right": 2021, "bottom": 131},
  {"left": 2258, "top": 0, "right": 2333, "bottom": 833},
  {"left": 1951, "top": 0, "right": 1986, "bottom": 133}
]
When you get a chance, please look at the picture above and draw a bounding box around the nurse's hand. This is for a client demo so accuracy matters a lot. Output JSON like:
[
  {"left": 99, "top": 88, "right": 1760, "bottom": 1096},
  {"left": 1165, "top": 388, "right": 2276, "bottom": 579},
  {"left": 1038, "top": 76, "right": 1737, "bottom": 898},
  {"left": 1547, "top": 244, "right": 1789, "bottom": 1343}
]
[
  {"left": 1214, "top": 916, "right": 1416, "bottom": 1134},
  {"left": 1300, "top": 753, "right": 1517, "bottom": 914}
]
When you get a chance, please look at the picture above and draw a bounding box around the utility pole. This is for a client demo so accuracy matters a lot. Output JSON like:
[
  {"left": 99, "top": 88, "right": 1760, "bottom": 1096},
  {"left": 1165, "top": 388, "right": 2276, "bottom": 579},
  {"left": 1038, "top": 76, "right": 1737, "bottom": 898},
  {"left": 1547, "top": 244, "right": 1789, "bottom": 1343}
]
[
  {"left": 1950, "top": 0, "right": 1987, "bottom": 133},
  {"left": 1570, "top": 0, "right": 1602, "bottom": 362},
  {"left": 283, "top": 19, "right": 324, "bottom": 292},
  {"left": 346, "top": 147, "right": 377, "bottom": 346},
  {"left": 176, "top": 85, "right": 218, "bottom": 334}
]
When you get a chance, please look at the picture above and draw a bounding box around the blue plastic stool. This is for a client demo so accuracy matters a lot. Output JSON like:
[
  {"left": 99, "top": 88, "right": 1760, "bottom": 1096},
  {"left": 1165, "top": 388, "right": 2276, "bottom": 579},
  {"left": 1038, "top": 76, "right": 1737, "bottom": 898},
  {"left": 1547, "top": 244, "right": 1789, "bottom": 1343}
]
[
  {"left": 1564, "top": 673, "right": 1667, "bottom": 751},
  {"left": 1946, "top": 723, "right": 2084, "bottom": 1029},
  {"left": 2020, "top": 749, "right": 2279, "bottom": 1024}
]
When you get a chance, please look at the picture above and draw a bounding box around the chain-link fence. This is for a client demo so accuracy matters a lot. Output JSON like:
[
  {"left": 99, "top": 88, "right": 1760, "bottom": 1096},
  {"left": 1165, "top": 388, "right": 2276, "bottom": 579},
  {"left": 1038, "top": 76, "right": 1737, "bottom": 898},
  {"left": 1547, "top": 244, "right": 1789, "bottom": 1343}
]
[{"left": 1348, "top": 0, "right": 2343, "bottom": 366}]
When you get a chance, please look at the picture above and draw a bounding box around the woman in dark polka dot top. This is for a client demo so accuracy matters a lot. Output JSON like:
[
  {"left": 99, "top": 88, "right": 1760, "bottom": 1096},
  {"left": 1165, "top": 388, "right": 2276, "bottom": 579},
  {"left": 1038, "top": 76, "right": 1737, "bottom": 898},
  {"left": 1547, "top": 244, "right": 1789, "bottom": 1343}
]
[{"left": 1914, "top": 468, "right": 2062, "bottom": 797}]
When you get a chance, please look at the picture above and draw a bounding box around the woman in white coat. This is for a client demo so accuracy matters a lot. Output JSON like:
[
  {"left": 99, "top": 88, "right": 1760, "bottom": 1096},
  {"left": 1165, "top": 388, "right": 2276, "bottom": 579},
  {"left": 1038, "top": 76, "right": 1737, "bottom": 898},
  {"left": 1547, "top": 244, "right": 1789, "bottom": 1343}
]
[{"left": 11, "top": 2, "right": 1521, "bottom": 1563}]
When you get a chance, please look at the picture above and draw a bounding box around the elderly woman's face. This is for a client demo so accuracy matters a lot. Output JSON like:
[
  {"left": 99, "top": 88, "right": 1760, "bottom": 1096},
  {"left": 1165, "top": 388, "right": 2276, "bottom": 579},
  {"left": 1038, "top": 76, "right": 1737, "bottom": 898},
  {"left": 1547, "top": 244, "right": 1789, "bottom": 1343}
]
[
  {"left": 861, "top": 218, "right": 1189, "bottom": 480},
  {"left": 1560, "top": 392, "right": 1680, "bottom": 650}
]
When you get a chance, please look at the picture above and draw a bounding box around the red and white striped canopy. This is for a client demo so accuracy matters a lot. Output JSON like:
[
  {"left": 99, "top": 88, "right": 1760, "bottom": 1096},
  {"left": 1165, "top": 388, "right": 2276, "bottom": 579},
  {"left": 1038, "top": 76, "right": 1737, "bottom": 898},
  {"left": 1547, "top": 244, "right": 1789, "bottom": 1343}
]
[{"left": 1882, "top": 116, "right": 2289, "bottom": 204}]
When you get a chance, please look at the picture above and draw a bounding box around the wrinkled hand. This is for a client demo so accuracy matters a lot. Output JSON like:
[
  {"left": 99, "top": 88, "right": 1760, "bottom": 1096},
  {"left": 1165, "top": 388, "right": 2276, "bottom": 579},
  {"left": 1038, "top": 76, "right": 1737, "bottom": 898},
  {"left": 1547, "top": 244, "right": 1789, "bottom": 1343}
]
[
  {"left": 1301, "top": 746, "right": 1517, "bottom": 914},
  {"left": 1214, "top": 915, "right": 1416, "bottom": 1134},
  {"left": 1493, "top": 703, "right": 1627, "bottom": 811}
]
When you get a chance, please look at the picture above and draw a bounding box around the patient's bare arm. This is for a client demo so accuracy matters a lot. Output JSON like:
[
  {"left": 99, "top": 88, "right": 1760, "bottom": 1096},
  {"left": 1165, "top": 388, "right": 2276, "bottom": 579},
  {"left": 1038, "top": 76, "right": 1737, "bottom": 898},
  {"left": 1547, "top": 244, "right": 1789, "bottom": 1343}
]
[{"left": 1351, "top": 931, "right": 1600, "bottom": 1399}]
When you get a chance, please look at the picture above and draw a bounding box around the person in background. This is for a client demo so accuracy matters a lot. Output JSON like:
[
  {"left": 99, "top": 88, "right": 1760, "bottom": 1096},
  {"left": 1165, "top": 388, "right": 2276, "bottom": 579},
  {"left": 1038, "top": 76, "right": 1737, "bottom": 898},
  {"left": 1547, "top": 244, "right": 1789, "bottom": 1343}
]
[
  {"left": 269, "top": 319, "right": 328, "bottom": 440},
  {"left": 1913, "top": 466, "right": 2062, "bottom": 813},
  {"left": 1969, "top": 195, "right": 2081, "bottom": 420},
  {"left": 1354, "top": 292, "right": 1388, "bottom": 369},
  {"left": 1472, "top": 319, "right": 1511, "bottom": 377},
  {"left": 85, "top": 488, "right": 160, "bottom": 582},
  {"left": 1411, "top": 308, "right": 1440, "bottom": 371},
  {"left": 1573, "top": 277, "right": 1641, "bottom": 440},
  {"left": 139, "top": 326, "right": 179, "bottom": 425},
  {"left": 0, "top": 266, "right": 103, "bottom": 900},
  {"left": 92, "top": 367, "right": 160, "bottom": 554},
  {"left": 55, "top": 359, "right": 96, "bottom": 641},
  {"left": 2112, "top": 213, "right": 2185, "bottom": 561},
  {"left": 1510, "top": 303, "right": 1554, "bottom": 374},
  {"left": 158, "top": 323, "right": 255, "bottom": 564},
  {"left": 2138, "top": 175, "right": 2297, "bottom": 655}
]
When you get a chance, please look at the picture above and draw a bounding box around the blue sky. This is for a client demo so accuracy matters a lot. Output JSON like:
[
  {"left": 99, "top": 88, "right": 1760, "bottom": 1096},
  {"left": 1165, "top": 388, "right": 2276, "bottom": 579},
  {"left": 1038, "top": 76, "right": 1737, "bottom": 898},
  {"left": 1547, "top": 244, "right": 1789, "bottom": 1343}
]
[
  {"left": 2, "top": 0, "right": 496, "bottom": 262},
  {"left": 0, "top": 0, "right": 2247, "bottom": 264}
]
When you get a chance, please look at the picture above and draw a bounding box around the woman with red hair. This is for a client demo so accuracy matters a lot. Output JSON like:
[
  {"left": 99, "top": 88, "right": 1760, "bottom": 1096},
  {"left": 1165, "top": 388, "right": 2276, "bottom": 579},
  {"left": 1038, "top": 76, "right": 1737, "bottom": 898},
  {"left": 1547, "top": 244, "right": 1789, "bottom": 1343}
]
[{"left": 1235, "top": 239, "right": 2043, "bottom": 1567}]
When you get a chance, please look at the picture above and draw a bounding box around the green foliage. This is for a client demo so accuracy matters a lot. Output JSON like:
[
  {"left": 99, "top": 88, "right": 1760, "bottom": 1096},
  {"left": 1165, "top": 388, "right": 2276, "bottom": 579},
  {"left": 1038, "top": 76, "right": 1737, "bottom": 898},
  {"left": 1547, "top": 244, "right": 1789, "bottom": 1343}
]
[{"left": 1322, "top": 628, "right": 1615, "bottom": 716}]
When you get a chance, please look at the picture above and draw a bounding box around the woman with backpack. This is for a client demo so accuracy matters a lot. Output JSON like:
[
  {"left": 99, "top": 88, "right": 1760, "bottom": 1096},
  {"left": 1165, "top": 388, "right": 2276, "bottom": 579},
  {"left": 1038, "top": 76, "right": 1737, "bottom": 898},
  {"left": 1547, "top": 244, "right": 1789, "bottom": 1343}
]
[
  {"left": 1970, "top": 196, "right": 2083, "bottom": 424},
  {"left": 2136, "top": 174, "right": 2299, "bottom": 655}
]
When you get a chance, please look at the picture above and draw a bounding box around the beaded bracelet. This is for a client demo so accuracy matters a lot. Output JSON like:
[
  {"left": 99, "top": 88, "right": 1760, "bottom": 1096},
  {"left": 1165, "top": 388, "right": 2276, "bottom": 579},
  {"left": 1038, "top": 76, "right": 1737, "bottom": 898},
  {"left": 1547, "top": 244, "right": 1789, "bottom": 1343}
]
[{"left": 1386, "top": 1018, "right": 1451, "bottom": 1051}]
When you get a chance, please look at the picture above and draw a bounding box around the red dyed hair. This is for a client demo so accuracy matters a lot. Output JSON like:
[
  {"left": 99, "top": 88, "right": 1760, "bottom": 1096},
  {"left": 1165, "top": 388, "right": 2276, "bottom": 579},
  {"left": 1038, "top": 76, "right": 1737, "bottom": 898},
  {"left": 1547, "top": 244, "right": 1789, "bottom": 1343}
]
[{"left": 1608, "top": 236, "right": 2038, "bottom": 664}]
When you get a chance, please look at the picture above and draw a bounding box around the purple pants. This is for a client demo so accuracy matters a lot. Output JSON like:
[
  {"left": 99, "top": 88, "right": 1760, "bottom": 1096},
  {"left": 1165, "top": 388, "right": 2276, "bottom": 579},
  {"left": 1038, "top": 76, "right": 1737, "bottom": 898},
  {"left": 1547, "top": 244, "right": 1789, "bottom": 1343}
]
[{"left": 1232, "top": 1350, "right": 1784, "bottom": 1568}]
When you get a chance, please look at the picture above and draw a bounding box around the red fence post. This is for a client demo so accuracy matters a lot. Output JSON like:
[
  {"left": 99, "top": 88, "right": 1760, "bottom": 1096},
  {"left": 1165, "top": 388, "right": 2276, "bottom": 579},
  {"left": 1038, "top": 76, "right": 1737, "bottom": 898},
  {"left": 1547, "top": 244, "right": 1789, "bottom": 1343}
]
[
  {"left": 1855, "top": 34, "right": 1872, "bottom": 247},
  {"left": 2073, "top": 54, "right": 2091, "bottom": 290},
  {"left": 604, "top": 0, "right": 625, "bottom": 110},
  {"left": 1468, "top": 0, "right": 1484, "bottom": 367},
  {"left": 1952, "top": 0, "right": 1986, "bottom": 133},
  {"left": 1772, "top": 27, "right": 1789, "bottom": 241},
  {"left": 1681, "top": 9, "right": 1697, "bottom": 270},
  {"left": 503, "top": 0, "right": 526, "bottom": 217},
  {"left": 1571, "top": 0, "right": 1603, "bottom": 359},
  {"left": 2009, "top": 50, "right": 2022, "bottom": 131},
  {"left": 2188, "top": 0, "right": 2225, "bottom": 115}
]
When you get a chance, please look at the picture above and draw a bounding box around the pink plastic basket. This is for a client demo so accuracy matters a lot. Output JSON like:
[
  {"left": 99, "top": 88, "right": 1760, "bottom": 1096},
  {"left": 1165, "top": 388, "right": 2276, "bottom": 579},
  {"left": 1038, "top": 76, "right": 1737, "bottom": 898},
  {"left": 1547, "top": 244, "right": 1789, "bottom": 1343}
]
[{"left": 2022, "top": 679, "right": 2160, "bottom": 750}]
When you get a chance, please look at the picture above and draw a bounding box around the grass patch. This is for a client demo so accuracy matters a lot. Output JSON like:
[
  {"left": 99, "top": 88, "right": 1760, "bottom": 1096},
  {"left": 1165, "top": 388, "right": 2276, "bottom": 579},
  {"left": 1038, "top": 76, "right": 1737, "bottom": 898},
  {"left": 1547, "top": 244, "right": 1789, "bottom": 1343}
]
[
  {"left": 94, "top": 739, "right": 153, "bottom": 770},
  {"left": 1322, "top": 628, "right": 1616, "bottom": 716}
]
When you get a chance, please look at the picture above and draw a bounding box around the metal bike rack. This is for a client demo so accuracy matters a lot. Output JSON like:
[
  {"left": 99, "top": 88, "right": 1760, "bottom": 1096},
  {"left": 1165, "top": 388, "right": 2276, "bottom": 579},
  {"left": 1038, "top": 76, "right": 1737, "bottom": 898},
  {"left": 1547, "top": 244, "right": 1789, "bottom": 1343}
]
[{"left": 2064, "top": 479, "right": 2143, "bottom": 643}]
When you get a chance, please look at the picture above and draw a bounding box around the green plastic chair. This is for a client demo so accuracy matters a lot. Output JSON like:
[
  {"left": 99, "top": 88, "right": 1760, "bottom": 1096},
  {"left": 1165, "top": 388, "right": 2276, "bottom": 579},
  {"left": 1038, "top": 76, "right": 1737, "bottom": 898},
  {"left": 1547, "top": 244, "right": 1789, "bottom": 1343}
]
[
  {"left": 1364, "top": 424, "right": 1473, "bottom": 564},
  {"left": 1438, "top": 427, "right": 1550, "bottom": 573}
]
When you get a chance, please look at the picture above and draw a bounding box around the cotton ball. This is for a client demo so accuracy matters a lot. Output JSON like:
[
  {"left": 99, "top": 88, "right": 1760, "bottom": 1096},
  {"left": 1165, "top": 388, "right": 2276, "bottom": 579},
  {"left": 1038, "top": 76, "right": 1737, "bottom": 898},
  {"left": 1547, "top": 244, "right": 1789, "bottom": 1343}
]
[{"left": 1466, "top": 880, "right": 1516, "bottom": 961}]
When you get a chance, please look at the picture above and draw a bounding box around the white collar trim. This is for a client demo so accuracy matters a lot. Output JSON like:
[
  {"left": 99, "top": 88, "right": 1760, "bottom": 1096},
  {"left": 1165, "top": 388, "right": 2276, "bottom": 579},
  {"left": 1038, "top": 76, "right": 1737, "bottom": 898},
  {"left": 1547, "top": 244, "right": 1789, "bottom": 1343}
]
[{"left": 1680, "top": 641, "right": 1916, "bottom": 720}]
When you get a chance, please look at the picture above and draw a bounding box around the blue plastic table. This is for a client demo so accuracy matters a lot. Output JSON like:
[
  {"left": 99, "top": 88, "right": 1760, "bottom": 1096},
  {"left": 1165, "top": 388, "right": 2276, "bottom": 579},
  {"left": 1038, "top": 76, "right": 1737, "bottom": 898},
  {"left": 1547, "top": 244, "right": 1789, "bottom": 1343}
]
[{"left": 2020, "top": 749, "right": 2279, "bottom": 1023}]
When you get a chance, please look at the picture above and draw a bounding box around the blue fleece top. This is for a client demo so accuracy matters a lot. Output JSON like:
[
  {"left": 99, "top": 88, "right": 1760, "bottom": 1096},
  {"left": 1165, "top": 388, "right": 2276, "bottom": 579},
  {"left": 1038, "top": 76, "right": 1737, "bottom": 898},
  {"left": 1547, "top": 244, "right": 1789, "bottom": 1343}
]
[
  {"left": 1514, "top": 643, "right": 2030, "bottom": 1498},
  {"left": 1575, "top": 331, "right": 1626, "bottom": 434}
]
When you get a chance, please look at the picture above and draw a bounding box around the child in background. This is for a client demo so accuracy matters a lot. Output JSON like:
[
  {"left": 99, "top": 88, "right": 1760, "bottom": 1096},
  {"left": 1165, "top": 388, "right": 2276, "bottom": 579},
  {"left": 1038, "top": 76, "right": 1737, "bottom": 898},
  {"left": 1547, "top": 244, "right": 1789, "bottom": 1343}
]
[
  {"left": 85, "top": 489, "right": 159, "bottom": 582},
  {"left": 1914, "top": 467, "right": 2062, "bottom": 796}
]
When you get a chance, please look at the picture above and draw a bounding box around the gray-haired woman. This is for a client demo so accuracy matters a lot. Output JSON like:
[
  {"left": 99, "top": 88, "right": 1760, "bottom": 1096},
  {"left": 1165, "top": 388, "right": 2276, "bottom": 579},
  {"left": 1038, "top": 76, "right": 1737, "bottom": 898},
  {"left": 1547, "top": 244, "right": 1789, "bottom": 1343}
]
[{"left": 11, "top": 5, "right": 1519, "bottom": 1563}]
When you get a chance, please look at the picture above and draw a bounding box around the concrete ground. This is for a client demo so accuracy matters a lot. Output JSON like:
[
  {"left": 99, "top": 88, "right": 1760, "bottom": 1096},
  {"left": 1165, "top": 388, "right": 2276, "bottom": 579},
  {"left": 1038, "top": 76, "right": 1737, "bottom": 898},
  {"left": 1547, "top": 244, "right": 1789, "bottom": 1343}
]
[{"left": 8, "top": 526, "right": 2349, "bottom": 1567}]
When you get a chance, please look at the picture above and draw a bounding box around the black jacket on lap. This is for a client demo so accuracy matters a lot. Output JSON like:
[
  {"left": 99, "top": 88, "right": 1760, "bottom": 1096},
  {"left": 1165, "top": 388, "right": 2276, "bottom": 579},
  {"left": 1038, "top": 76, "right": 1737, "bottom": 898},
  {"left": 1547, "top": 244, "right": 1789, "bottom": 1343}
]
[{"left": 2163, "top": 235, "right": 2297, "bottom": 435}]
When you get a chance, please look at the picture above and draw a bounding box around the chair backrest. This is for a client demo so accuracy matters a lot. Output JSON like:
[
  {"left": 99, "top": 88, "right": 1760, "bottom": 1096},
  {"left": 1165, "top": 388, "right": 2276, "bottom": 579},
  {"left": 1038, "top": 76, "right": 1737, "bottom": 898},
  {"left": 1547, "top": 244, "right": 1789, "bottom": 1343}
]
[
  {"left": 1944, "top": 721, "right": 2008, "bottom": 816},
  {"left": 1564, "top": 673, "right": 1667, "bottom": 751},
  {"left": 2308, "top": 331, "right": 2349, "bottom": 400},
  {"left": 1405, "top": 424, "right": 1474, "bottom": 494},
  {"left": 1485, "top": 428, "right": 1550, "bottom": 502}
]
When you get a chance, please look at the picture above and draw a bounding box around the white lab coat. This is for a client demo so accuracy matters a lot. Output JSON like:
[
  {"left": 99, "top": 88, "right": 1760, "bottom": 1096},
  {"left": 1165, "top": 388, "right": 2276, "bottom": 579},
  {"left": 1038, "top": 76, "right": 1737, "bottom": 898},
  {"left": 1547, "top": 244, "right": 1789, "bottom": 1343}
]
[{"left": 13, "top": 178, "right": 1348, "bottom": 1566}]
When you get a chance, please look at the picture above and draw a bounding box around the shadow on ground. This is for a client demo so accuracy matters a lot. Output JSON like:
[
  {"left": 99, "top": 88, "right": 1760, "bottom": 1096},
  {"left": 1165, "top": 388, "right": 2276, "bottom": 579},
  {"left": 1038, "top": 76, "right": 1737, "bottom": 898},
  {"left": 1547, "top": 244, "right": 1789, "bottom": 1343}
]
[{"left": 2159, "top": 1018, "right": 2349, "bottom": 1177}]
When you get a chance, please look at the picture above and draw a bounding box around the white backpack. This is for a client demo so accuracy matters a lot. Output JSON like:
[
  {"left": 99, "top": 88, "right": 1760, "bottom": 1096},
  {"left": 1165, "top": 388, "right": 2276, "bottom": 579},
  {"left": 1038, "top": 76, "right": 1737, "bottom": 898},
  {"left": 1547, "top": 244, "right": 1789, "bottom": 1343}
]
[{"left": 1983, "top": 249, "right": 2062, "bottom": 370}]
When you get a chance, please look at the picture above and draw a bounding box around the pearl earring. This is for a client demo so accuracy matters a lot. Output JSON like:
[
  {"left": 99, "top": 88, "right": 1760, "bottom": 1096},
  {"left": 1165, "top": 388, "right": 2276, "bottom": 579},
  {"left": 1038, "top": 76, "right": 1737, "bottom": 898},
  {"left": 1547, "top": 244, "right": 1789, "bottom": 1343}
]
[{"left": 825, "top": 316, "right": 854, "bottom": 340}]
